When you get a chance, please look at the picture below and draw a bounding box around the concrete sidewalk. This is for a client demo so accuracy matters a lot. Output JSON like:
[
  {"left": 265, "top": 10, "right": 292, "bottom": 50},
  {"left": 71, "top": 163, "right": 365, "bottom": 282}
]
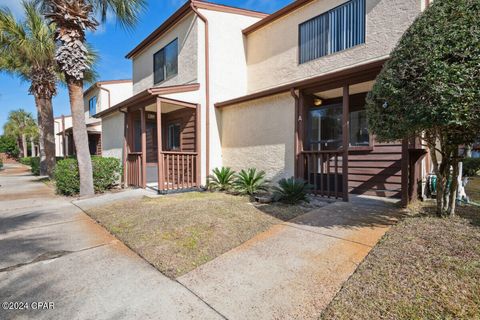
[{"left": 0, "top": 164, "right": 223, "bottom": 320}]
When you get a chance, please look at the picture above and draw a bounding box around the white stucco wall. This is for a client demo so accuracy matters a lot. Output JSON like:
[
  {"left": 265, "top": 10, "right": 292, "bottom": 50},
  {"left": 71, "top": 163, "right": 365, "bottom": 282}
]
[
  {"left": 101, "top": 111, "right": 124, "bottom": 160},
  {"left": 99, "top": 82, "right": 133, "bottom": 113},
  {"left": 246, "top": 0, "right": 422, "bottom": 92},
  {"left": 54, "top": 115, "right": 72, "bottom": 157},
  {"left": 132, "top": 13, "right": 198, "bottom": 95},
  {"left": 220, "top": 92, "right": 295, "bottom": 182}
]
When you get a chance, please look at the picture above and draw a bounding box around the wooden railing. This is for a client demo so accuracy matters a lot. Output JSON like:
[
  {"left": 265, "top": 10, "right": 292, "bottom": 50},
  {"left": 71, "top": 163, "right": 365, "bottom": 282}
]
[
  {"left": 159, "top": 151, "right": 198, "bottom": 192},
  {"left": 301, "top": 150, "right": 343, "bottom": 199},
  {"left": 126, "top": 152, "right": 142, "bottom": 187}
]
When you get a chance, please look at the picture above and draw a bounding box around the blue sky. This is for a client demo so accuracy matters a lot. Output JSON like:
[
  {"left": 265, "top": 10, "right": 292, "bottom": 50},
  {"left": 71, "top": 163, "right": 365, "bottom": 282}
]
[{"left": 0, "top": 0, "right": 293, "bottom": 134}]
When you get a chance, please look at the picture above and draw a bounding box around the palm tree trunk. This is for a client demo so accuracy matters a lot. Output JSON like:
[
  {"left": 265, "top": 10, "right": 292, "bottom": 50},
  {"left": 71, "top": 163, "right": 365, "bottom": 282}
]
[
  {"left": 21, "top": 134, "right": 27, "bottom": 158},
  {"left": 30, "top": 137, "right": 35, "bottom": 157},
  {"left": 37, "top": 96, "right": 56, "bottom": 177},
  {"left": 36, "top": 97, "right": 47, "bottom": 175},
  {"left": 67, "top": 77, "right": 94, "bottom": 196}
]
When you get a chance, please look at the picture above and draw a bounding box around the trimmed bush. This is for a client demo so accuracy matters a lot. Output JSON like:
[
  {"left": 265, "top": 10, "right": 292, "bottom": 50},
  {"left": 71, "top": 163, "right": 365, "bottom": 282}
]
[
  {"left": 463, "top": 158, "right": 480, "bottom": 177},
  {"left": 19, "top": 157, "right": 33, "bottom": 166},
  {"left": 0, "top": 135, "right": 19, "bottom": 158},
  {"left": 54, "top": 156, "right": 122, "bottom": 196},
  {"left": 272, "top": 177, "right": 311, "bottom": 204},
  {"left": 30, "top": 157, "right": 40, "bottom": 176}
]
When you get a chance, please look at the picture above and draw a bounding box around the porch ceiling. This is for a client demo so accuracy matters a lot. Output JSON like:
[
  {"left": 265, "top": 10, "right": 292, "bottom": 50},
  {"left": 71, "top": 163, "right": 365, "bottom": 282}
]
[
  {"left": 314, "top": 80, "right": 375, "bottom": 99},
  {"left": 94, "top": 83, "right": 200, "bottom": 118}
]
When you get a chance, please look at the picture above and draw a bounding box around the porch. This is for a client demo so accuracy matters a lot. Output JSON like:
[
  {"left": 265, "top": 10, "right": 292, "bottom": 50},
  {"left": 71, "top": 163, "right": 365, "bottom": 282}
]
[
  {"left": 123, "top": 94, "right": 201, "bottom": 193},
  {"left": 294, "top": 61, "right": 425, "bottom": 205}
]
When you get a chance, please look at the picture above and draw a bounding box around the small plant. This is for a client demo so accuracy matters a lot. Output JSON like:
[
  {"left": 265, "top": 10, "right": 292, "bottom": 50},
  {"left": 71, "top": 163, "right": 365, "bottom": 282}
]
[
  {"left": 208, "top": 167, "right": 236, "bottom": 191},
  {"left": 233, "top": 168, "right": 268, "bottom": 195},
  {"left": 272, "top": 177, "right": 311, "bottom": 204}
]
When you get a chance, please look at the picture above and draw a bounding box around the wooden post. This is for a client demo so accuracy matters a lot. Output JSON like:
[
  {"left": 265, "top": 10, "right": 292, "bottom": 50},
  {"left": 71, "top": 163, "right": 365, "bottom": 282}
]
[
  {"left": 401, "top": 139, "right": 409, "bottom": 207},
  {"left": 61, "top": 115, "right": 66, "bottom": 158},
  {"left": 123, "top": 111, "right": 128, "bottom": 187},
  {"left": 140, "top": 107, "right": 147, "bottom": 188},
  {"left": 297, "top": 91, "right": 306, "bottom": 179},
  {"left": 156, "top": 98, "right": 163, "bottom": 192},
  {"left": 342, "top": 84, "right": 350, "bottom": 202},
  {"left": 196, "top": 104, "right": 201, "bottom": 187}
]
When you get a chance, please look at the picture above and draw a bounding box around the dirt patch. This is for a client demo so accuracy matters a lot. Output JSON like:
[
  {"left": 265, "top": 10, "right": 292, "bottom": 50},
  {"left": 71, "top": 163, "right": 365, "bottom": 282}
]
[
  {"left": 85, "top": 192, "right": 312, "bottom": 278},
  {"left": 321, "top": 202, "right": 480, "bottom": 320}
]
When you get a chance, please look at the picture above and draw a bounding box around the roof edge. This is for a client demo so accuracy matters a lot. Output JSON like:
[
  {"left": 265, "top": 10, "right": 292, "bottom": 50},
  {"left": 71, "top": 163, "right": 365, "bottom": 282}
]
[{"left": 243, "top": 0, "right": 315, "bottom": 35}]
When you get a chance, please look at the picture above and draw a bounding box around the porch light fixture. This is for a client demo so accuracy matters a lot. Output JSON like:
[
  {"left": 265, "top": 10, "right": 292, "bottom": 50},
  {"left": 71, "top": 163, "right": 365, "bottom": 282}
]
[{"left": 314, "top": 98, "right": 323, "bottom": 106}]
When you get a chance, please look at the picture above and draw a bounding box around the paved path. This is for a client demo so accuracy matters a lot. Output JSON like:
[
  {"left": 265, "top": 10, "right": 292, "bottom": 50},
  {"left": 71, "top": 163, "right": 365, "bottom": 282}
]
[
  {"left": 0, "top": 163, "right": 403, "bottom": 320},
  {"left": 0, "top": 164, "right": 222, "bottom": 320}
]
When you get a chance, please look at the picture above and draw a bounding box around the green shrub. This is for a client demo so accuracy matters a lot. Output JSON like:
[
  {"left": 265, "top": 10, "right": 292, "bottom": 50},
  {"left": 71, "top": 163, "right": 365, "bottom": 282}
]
[
  {"left": 19, "top": 156, "right": 33, "bottom": 166},
  {"left": 55, "top": 158, "right": 80, "bottom": 196},
  {"left": 0, "top": 135, "right": 19, "bottom": 158},
  {"left": 233, "top": 168, "right": 268, "bottom": 195},
  {"left": 54, "top": 156, "right": 122, "bottom": 196},
  {"left": 272, "top": 177, "right": 311, "bottom": 204},
  {"left": 208, "top": 167, "right": 236, "bottom": 191},
  {"left": 0, "top": 158, "right": 3, "bottom": 169},
  {"left": 30, "top": 157, "right": 40, "bottom": 176},
  {"left": 92, "top": 156, "right": 122, "bottom": 192},
  {"left": 463, "top": 158, "right": 480, "bottom": 177}
]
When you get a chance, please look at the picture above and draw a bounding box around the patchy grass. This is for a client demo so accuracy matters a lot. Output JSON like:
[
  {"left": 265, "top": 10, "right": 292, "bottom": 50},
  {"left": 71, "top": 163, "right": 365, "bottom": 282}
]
[
  {"left": 321, "top": 202, "right": 480, "bottom": 320},
  {"left": 86, "top": 192, "right": 311, "bottom": 278},
  {"left": 466, "top": 176, "right": 480, "bottom": 203}
]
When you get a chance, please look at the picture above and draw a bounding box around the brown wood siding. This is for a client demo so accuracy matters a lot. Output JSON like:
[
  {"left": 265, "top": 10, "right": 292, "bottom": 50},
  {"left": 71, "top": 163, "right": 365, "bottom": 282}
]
[
  {"left": 347, "top": 142, "right": 402, "bottom": 198},
  {"left": 162, "top": 108, "right": 196, "bottom": 152}
]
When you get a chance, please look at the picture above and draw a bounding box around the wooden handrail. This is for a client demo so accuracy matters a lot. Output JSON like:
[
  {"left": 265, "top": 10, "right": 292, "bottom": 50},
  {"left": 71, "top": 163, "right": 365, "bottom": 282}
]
[
  {"left": 301, "top": 150, "right": 343, "bottom": 154},
  {"left": 161, "top": 151, "right": 198, "bottom": 155}
]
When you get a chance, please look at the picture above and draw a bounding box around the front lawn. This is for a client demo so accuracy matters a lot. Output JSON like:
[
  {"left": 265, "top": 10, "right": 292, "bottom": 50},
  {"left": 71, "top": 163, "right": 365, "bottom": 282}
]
[
  {"left": 86, "top": 192, "right": 311, "bottom": 278},
  {"left": 321, "top": 203, "right": 480, "bottom": 319}
]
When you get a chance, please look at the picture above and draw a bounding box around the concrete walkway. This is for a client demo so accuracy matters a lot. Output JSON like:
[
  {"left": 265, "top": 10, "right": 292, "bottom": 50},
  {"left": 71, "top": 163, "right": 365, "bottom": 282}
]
[
  {"left": 0, "top": 163, "right": 403, "bottom": 320},
  {"left": 0, "top": 164, "right": 223, "bottom": 320},
  {"left": 178, "top": 197, "right": 403, "bottom": 320}
]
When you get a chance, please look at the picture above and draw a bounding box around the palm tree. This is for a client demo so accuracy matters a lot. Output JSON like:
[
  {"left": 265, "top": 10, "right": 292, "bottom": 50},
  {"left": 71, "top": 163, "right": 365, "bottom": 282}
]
[
  {"left": 3, "top": 109, "right": 37, "bottom": 158},
  {"left": 41, "top": 0, "right": 145, "bottom": 196},
  {"left": 0, "top": 1, "right": 57, "bottom": 175}
]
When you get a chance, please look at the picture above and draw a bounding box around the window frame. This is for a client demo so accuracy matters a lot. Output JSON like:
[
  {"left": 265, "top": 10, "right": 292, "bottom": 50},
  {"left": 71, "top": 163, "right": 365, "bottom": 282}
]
[
  {"left": 89, "top": 95, "right": 97, "bottom": 117},
  {"left": 298, "top": 0, "right": 366, "bottom": 64},
  {"left": 166, "top": 122, "right": 181, "bottom": 151},
  {"left": 153, "top": 38, "right": 179, "bottom": 85}
]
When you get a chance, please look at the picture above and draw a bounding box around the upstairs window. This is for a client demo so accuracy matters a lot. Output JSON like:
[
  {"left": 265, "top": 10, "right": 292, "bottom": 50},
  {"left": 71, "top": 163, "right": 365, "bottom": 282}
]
[
  {"left": 299, "top": 0, "right": 366, "bottom": 64},
  {"left": 154, "top": 39, "right": 178, "bottom": 84},
  {"left": 89, "top": 96, "right": 97, "bottom": 116}
]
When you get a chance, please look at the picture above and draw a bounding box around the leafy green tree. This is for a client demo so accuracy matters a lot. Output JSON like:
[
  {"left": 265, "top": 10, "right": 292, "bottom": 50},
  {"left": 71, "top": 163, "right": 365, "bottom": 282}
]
[
  {"left": 3, "top": 109, "right": 37, "bottom": 158},
  {"left": 40, "top": 0, "right": 145, "bottom": 196},
  {"left": 366, "top": 0, "right": 480, "bottom": 216}
]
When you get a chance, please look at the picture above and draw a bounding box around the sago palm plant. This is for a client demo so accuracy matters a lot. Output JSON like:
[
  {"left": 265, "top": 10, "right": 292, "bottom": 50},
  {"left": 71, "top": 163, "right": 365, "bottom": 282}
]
[
  {"left": 208, "top": 167, "right": 236, "bottom": 191},
  {"left": 272, "top": 177, "right": 312, "bottom": 204},
  {"left": 40, "top": 0, "right": 145, "bottom": 195},
  {"left": 233, "top": 168, "right": 269, "bottom": 196}
]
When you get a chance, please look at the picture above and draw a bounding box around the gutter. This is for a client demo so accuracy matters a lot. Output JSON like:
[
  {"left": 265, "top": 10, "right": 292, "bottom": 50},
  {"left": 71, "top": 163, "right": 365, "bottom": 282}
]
[{"left": 190, "top": 1, "right": 211, "bottom": 177}]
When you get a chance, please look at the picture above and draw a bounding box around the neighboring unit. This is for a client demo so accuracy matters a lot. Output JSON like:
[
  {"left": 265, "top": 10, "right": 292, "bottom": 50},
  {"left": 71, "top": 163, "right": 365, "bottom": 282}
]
[
  {"left": 56, "top": 80, "right": 133, "bottom": 157},
  {"left": 97, "top": 0, "right": 431, "bottom": 204}
]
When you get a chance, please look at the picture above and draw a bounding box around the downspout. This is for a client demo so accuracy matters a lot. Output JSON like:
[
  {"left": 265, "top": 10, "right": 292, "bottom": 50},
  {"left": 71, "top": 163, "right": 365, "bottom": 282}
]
[{"left": 190, "top": 1, "right": 211, "bottom": 179}]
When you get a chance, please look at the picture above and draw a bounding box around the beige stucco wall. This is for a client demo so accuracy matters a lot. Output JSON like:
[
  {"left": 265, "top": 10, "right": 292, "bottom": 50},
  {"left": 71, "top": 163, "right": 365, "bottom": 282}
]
[
  {"left": 220, "top": 92, "right": 295, "bottom": 182},
  {"left": 132, "top": 13, "right": 198, "bottom": 95},
  {"left": 101, "top": 111, "right": 124, "bottom": 160},
  {"left": 200, "top": 8, "right": 263, "bottom": 173},
  {"left": 246, "top": 0, "right": 422, "bottom": 92}
]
